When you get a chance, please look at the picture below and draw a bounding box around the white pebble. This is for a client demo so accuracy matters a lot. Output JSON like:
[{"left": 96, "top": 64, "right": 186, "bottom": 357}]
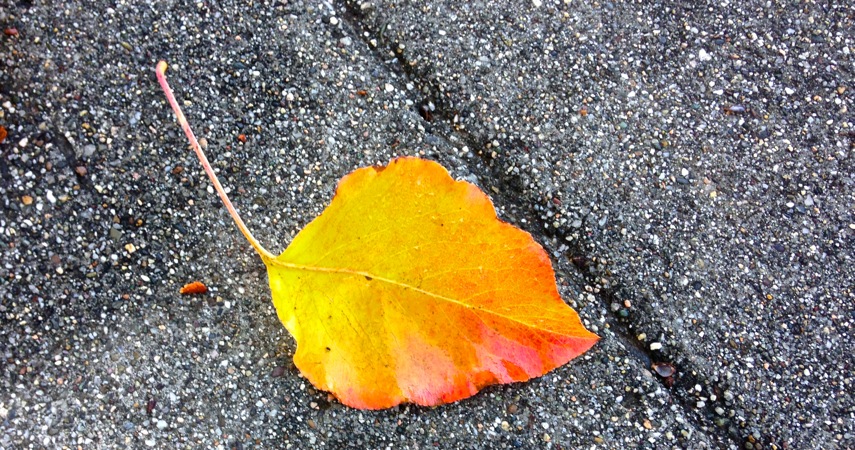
[
  {"left": 385, "top": 83, "right": 395, "bottom": 93},
  {"left": 698, "top": 48, "right": 712, "bottom": 61},
  {"left": 650, "top": 342, "right": 663, "bottom": 350}
]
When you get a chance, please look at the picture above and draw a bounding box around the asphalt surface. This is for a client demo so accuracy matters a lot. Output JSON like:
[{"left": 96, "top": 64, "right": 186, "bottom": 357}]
[{"left": 1, "top": 1, "right": 852, "bottom": 449}]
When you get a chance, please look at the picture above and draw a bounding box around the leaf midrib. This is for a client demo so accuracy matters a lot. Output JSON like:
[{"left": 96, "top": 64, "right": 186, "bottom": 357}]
[{"left": 265, "top": 256, "right": 577, "bottom": 337}]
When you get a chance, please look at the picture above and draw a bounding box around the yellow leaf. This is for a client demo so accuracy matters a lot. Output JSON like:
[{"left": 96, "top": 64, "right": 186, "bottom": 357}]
[
  {"left": 156, "top": 61, "right": 598, "bottom": 410},
  {"left": 264, "top": 157, "right": 598, "bottom": 409}
]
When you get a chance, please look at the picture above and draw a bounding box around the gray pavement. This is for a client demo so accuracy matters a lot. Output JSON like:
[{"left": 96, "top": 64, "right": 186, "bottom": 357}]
[{"left": 1, "top": 1, "right": 852, "bottom": 449}]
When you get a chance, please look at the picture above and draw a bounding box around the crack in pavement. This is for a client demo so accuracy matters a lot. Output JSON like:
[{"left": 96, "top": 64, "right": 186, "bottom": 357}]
[{"left": 337, "top": 1, "right": 744, "bottom": 447}]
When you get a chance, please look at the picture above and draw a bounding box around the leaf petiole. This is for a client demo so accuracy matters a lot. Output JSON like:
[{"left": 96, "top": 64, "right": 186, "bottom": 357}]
[{"left": 156, "top": 61, "right": 276, "bottom": 261}]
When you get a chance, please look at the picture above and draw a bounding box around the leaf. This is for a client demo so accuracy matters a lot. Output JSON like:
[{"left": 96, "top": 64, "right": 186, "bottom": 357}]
[
  {"left": 179, "top": 281, "right": 208, "bottom": 295},
  {"left": 265, "top": 157, "right": 598, "bottom": 408},
  {"left": 156, "top": 61, "right": 598, "bottom": 410}
]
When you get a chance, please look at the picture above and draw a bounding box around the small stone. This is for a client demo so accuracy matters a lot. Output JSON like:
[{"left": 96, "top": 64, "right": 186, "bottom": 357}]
[
  {"left": 156, "top": 420, "right": 167, "bottom": 430},
  {"left": 652, "top": 362, "right": 676, "bottom": 377},
  {"left": 385, "top": 83, "right": 394, "bottom": 92},
  {"left": 21, "top": 195, "right": 33, "bottom": 205},
  {"left": 75, "top": 166, "right": 88, "bottom": 176},
  {"left": 650, "top": 342, "right": 663, "bottom": 351},
  {"left": 83, "top": 144, "right": 97, "bottom": 157},
  {"left": 507, "top": 403, "right": 519, "bottom": 414},
  {"left": 698, "top": 48, "right": 712, "bottom": 61}
]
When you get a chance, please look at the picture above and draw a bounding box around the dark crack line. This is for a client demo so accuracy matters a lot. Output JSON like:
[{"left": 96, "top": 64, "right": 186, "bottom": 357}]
[
  {"left": 50, "top": 128, "right": 95, "bottom": 193},
  {"left": 338, "top": 2, "right": 743, "bottom": 447}
]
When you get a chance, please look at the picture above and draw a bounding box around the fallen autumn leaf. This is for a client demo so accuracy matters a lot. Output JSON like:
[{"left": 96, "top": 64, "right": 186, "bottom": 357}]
[{"left": 156, "top": 61, "right": 598, "bottom": 409}]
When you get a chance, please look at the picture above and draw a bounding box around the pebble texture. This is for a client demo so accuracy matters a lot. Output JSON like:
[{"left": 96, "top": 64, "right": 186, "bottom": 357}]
[{"left": 1, "top": 1, "right": 852, "bottom": 449}]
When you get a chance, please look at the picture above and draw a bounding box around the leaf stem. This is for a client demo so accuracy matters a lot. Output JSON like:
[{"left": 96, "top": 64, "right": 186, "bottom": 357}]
[{"left": 156, "top": 61, "right": 276, "bottom": 261}]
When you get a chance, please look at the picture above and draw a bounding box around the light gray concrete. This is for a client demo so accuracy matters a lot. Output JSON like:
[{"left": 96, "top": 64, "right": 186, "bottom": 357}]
[{"left": 1, "top": 1, "right": 851, "bottom": 449}]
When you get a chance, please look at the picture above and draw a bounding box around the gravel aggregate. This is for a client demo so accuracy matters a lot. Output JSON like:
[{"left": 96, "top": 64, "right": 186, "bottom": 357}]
[{"left": 1, "top": 1, "right": 852, "bottom": 449}]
